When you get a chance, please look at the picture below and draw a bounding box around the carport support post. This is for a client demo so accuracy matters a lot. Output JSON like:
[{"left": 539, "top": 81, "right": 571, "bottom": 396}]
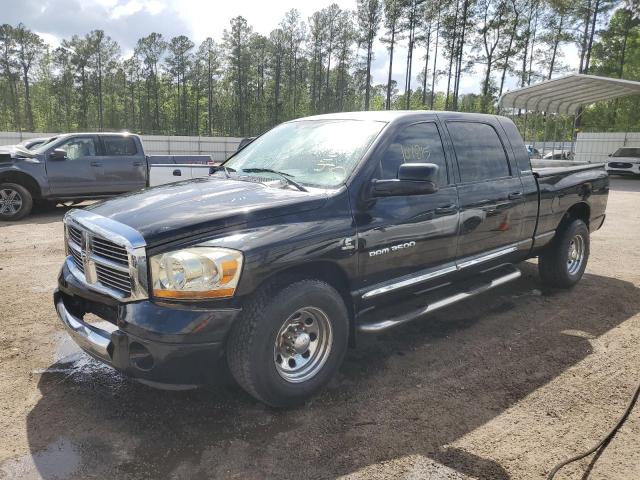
[
  {"left": 552, "top": 114, "right": 558, "bottom": 154},
  {"left": 523, "top": 112, "right": 528, "bottom": 142},
  {"left": 571, "top": 110, "right": 583, "bottom": 156},
  {"left": 542, "top": 112, "right": 547, "bottom": 157}
]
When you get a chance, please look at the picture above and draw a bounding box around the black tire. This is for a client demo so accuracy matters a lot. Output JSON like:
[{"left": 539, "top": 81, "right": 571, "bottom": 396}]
[
  {"left": 539, "top": 219, "right": 590, "bottom": 288},
  {"left": 0, "top": 182, "right": 33, "bottom": 221},
  {"left": 226, "top": 279, "right": 349, "bottom": 407}
]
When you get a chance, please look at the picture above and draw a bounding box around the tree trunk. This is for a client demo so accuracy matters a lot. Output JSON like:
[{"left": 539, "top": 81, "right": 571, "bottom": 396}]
[
  {"left": 430, "top": 6, "right": 441, "bottom": 109},
  {"left": 365, "top": 39, "right": 373, "bottom": 110},
  {"left": 578, "top": 0, "right": 592, "bottom": 73},
  {"left": 583, "top": 0, "right": 601, "bottom": 74},
  {"left": 547, "top": 15, "right": 564, "bottom": 80},
  {"left": 22, "top": 67, "right": 33, "bottom": 131},
  {"left": 453, "top": 0, "right": 469, "bottom": 110},
  {"left": 422, "top": 23, "right": 432, "bottom": 105},
  {"left": 98, "top": 51, "right": 103, "bottom": 131},
  {"left": 386, "top": 26, "right": 396, "bottom": 110},
  {"left": 445, "top": 0, "right": 460, "bottom": 109}
]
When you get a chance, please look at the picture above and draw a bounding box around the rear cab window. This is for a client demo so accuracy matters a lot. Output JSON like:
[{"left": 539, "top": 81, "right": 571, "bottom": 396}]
[
  {"left": 102, "top": 136, "right": 138, "bottom": 156},
  {"left": 446, "top": 122, "right": 511, "bottom": 183}
]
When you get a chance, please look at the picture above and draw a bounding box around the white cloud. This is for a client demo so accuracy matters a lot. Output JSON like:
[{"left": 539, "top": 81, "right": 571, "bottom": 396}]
[{"left": 111, "top": 0, "right": 167, "bottom": 20}]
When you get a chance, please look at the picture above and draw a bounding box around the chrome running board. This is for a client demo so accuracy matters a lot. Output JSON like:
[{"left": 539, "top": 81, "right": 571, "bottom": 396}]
[{"left": 357, "top": 265, "right": 521, "bottom": 333}]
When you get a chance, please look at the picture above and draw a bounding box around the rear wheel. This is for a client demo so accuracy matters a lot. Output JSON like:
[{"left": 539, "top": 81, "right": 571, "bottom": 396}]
[
  {"left": 226, "top": 279, "right": 349, "bottom": 407},
  {"left": 0, "top": 183, "right": 33, "bottom": 221},
  {"left": 539, "top": 219, "right": 590, "bottom": 288}
]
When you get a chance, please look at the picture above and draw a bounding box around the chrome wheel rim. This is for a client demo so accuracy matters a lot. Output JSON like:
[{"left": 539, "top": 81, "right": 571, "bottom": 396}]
[
  {"left": 0, "top": 188, "right": 23, "bottom": 216},
  {"left": 567, "top": 234, "right": 585, "bottom": 275},
  {"left": 274, "top": 307, "right": 333, "bottom": 383}
]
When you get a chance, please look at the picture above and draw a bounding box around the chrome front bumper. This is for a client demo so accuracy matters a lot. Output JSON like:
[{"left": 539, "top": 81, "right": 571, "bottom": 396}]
[{"left": 55, "top": 295, "right": 116, "bottom": 364}]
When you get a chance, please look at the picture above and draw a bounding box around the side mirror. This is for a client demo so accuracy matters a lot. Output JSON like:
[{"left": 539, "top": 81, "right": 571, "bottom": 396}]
[
  {"left": 371, "top": 163, "right": 439, "bottom": 197},
  {"left": 50, "top": 148, "right": 67, "bottom": 160}
]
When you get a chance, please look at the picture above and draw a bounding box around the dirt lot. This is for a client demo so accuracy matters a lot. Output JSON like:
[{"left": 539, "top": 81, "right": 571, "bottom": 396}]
[{"left": 1, "top": 178, "right": 639, "bottom": 480}]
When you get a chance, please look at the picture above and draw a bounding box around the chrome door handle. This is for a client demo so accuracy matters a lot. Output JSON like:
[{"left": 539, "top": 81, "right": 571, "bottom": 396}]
[
  {"left": 435, "top": 204, "right": 457, "bottom": 214},
  {"left": 508, "top": 191, "right": 523, "bottom": 200},
  {"left": 90, "top": 161, "right": 103, "bottom": 167}
]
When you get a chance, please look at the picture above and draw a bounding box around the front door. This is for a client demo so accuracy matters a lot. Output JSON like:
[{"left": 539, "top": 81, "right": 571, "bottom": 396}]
[
  {"left": 45, "top": 136, "right": 100, "bottom": 197},
  {"left": 354, "top": 120, "right": 460, "bottom": 305},
  {"left": 444, "top": 120, "right": 526, "bottom": 263}
]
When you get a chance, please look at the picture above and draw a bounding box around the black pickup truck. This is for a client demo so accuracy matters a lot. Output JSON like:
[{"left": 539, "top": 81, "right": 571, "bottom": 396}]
[
  {"left": 55, "top": 111, "right": 608, "bottom": 407},
  {"left": 0, "top": 132, "right": 211, "bottom": 220}
]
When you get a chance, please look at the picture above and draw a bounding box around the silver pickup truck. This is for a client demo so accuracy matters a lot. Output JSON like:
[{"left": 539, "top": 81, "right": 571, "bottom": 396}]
[{"left": 0, "top": 133, "right": 213, "bottom": 220}]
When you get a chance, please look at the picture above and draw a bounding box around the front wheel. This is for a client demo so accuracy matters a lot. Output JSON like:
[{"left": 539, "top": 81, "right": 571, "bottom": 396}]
[
  {"left": 539, "top": 219, "right": 590, "bottom": 288},
  {"left": 0, "top": 183, "right": 33, "bottom": 221},
  {"left": 226, "top": 279, "right": 349, "bottom": 407}
]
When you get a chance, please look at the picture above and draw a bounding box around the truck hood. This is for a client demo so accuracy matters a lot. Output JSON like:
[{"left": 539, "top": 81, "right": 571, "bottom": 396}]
[
  {"left": 0, "top": 145, "right": 37, "bottom": 163},
  {"left": 86, "top": 177, "right": 329, "bottom": 247}
]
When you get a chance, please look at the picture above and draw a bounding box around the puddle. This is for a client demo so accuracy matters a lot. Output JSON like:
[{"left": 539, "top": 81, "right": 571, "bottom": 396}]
[
  {"left": 0, "top": 437, "right": 81, "bottom": 480},
  {"left": 52, "top": 332, "right": 82, "bottom": 364},
  {"left": 34, "top": 327, "right": 126, "bottom": 388}
]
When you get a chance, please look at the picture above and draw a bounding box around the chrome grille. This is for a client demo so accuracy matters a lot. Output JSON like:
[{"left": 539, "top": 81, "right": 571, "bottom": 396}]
[
  {"left": 69, "top": 244, "right": 85, "bottom": 274},
  {"left": 68, "top": 225, "right": 83, "bottom": 245},
  {"left": 92, "top": 236, "right": 129, "bottom": 266},
  {"left": 95, "top": 263, "right": 131, "bottom": 295},
  {"left": 63, "top": 210, "right": 148, "bottom": 302}
]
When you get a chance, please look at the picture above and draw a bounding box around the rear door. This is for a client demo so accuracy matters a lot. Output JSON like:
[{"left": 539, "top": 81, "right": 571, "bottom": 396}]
[
  {"left": 45, "top": 135, "right": 100, "bottom": 196},
  {"left": 445, "top": 120, "right": 526, "bottom": 264},
  {"left": 94, "top": 136, "right": 147, "bottom": 193}
]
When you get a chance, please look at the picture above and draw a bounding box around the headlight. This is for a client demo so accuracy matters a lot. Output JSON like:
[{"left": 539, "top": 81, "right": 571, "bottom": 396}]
[{"left": 150, "top": 247, "right": 243, "bottom": 299}]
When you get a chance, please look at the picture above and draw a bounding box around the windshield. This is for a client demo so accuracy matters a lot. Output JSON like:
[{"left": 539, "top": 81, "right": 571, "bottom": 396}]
[
  {"left": 222, "top": 119, "right": 386, "bottom": 188},
  {"left": 612, "top": 147, "right": 640, "bottom": 158},
  {"left": 31, "top": 136, "right": 60, "bottom": 154}
]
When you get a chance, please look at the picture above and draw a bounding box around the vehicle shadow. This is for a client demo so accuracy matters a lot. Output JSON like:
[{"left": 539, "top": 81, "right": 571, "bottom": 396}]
[{"left": 19, "top": 263, "right": 640, "bottom": 480}]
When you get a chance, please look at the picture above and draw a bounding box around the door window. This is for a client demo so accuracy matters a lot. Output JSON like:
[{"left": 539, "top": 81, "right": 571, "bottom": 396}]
[
  {"left": 57, "top": 137, "right": 97, "bottom": 160},
  {"left": 103, "top": 136, "right": 138, "bottom": 156},
  {"left": 447, "top": 122, "right": 510, "bottom": 183},
  {"left": 379, "top": 122, "right": 448, "bottom": 185}
]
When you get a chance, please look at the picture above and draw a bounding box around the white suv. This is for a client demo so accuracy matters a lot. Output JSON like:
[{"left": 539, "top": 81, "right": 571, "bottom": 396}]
[{"left": 606, "top": 147, "right": 640, "bottom": 177}]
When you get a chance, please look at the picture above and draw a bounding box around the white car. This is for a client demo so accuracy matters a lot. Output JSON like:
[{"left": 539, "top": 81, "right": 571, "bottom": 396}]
[
  {"left": 543, "top": 149, "right": 573, "bottom": 160},
  {"left": 606, "top": 147, "right": 640, "bottom": 177}
]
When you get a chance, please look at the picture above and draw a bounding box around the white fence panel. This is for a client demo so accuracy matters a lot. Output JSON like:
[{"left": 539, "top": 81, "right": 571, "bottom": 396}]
[
  {"left": 575, "top": 132, "right": 640, "bottom": 163},
  {"left": 0, "top": 131, "right": 243, "bottom": 160}
]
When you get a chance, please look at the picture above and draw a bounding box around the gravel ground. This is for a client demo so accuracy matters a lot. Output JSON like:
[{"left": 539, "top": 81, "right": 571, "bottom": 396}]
[{"left": 0, "top": 178, "right": 639, "bottom": 480}]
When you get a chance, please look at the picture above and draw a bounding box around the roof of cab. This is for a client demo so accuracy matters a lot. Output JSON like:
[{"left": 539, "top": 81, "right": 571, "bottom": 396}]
[
  {"left": 290, "top": 110, "right": 503, "bottom": 124},
  {"left": 53, "top": 132, "right": 138, "bottom": 138}
]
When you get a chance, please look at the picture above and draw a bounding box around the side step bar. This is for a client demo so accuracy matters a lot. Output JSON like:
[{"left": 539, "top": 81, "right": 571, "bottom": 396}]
[{"left": 357, "top": 264, "right": 521, "bottom": 333}]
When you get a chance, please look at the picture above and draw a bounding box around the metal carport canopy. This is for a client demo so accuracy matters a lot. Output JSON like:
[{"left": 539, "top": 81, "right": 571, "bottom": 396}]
[{"left": 498, "top": 74, "right": 640, "bottom": 115}]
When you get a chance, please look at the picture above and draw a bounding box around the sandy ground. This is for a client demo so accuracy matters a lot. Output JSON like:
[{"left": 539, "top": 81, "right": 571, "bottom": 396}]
[{"left": 0, "top": 178, "right": 639, "bottom": 480}]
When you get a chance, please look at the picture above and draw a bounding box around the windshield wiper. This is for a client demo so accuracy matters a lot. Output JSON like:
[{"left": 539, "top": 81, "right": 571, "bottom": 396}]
[
  {"left": 240, "top": 168, "right": 308, "bottom": 192},
  {"left": 211, "top": 165, "right": 235, "bottom": 178}
]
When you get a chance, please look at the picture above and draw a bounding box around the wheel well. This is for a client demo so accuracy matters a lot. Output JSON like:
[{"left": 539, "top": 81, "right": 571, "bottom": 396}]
[
  {"left": 259, "top": 261, "right": 356, "bottom": 345},
  {"left": 0, "top": 172, "right": 41, "bottom": 199},
  {"left": 565, "top": 202, "right": 590, "bottom": 227}
]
